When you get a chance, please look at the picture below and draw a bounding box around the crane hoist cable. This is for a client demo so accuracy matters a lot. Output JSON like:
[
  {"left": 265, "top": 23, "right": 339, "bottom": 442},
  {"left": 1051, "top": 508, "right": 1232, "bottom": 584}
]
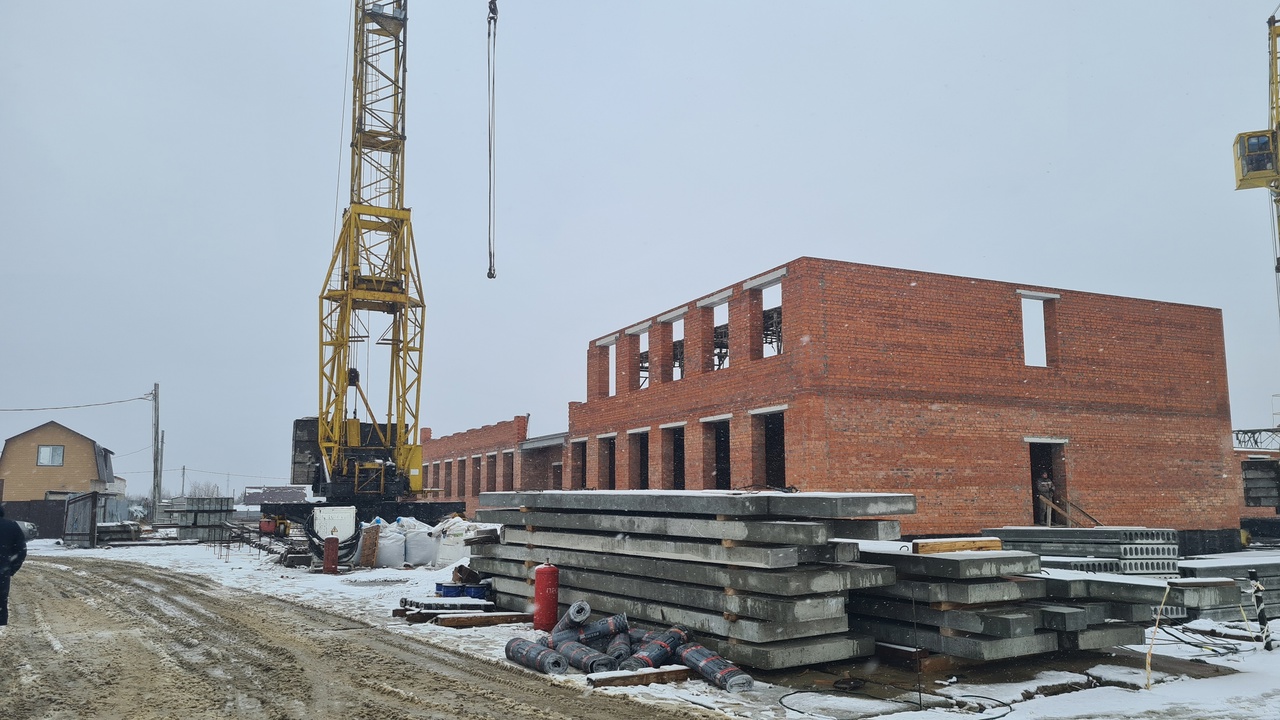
[{"left": 487, "top": 0, "right": 499, "bottom": 279}]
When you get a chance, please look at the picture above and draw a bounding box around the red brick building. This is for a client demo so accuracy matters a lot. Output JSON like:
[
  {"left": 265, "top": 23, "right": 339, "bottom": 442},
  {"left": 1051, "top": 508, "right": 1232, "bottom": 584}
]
[
  {"left": 420, "top": 416, "right": 565, "bottom": 514},
  {"left": 426, "top": 257, "right": 1240, "bottom": 534}
]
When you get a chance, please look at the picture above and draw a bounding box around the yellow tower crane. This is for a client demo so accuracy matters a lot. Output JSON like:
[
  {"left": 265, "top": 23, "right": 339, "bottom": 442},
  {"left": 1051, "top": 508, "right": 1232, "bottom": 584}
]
[
  {"left": 1233, "top": 15, "right": 1280, "bottom": 318},
  {"left": 299, "top": 0, "right": 424, "bottom": 502}
]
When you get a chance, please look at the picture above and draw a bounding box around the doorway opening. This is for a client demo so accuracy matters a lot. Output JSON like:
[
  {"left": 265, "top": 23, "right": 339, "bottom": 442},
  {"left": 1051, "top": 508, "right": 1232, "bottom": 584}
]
[
  {"left": 707, "top": 420, "right": 731, "bottom": 490},
  {"left": 762, "top": 412, "right": 786, "bottom": 488},
  {"left": 1029, "top": 442, "right": 1064, "bottom": 525}
]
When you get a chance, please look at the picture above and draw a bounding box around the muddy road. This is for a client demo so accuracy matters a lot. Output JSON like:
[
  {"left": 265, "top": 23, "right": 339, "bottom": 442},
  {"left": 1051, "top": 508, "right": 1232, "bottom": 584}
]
[{"left": 0, "top": 558, "right": 719, "bottom": 720}]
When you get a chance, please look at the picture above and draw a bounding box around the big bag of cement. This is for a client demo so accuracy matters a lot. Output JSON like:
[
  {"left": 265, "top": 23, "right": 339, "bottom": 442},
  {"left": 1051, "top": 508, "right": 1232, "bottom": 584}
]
[
  {"left": 403, "top": 525, "right": 441, "bottom": 566},
  {"left": 375, "top": 525, "right": 407, "bottom": 567}
]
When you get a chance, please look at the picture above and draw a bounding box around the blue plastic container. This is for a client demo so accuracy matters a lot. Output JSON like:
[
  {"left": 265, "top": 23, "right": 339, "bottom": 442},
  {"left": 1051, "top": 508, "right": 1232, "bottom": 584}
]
[{"left": 440, "top": 583, "right": 464, "bottom": 597}]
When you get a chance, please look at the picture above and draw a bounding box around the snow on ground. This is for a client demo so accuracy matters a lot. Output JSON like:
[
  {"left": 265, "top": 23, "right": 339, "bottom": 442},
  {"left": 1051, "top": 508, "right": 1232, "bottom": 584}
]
[{"left": 24, "top": 539, "right": 1280, "bottom": 719}]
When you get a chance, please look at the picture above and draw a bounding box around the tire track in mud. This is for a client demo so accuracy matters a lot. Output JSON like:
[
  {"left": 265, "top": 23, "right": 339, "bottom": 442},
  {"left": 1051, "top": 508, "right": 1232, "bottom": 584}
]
[{"left": 1, "top": 558, "right": 719, "bottom": 720}]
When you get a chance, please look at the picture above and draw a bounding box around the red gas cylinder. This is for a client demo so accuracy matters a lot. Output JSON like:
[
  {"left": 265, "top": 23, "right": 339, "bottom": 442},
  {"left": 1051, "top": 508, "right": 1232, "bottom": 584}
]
[
  {"left": 323, "top": 535, "right": 339, "bottom": 575},
  {"left": 533, "top": 562, "right": 559, "bottom": 632}
]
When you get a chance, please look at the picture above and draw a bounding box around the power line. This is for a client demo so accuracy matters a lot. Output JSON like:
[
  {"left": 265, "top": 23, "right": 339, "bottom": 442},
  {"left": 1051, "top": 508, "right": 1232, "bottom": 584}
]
[
  {"left": 0, "top": 393, "right": 151, "bottom": 412},
  {"left": 115, "top": 467, "right": 290, "bottom": 481}
]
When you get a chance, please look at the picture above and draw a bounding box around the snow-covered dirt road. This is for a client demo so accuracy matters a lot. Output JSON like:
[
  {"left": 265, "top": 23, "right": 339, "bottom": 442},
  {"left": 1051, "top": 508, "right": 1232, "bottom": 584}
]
[{"left": 0, "top": 557, "right": 718, "bottom": 720}]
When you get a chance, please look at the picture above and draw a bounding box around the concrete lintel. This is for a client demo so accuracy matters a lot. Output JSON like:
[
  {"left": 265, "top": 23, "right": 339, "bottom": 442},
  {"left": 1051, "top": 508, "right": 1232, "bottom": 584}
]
[
  {"left": 1023, "top": 436, "right": 1069, "bottom": 444},
  {"left": 742, "top": 267, "right": 788, "bottom": 291},
  {"left": 594, "top": 333, "right": 619, "bottom": 347},
  {"left": 485, "top": 452, "right": 497, "bottom": 458},
  {"left": 626, "top": 427, "right": 650, "bottom": 435},
  {"left": 858, "top": 549, "right": 1041, "bottom": 579},
  {"left": 655, "top": 307, "right": 688, "bottom": 323},
  {"left": 695, "top": 288, "right": 733, "bottom": 308},
  {"left": 700, "top": 413, "right": 733, "bottom": 423},
  {"left": 471, "top": 454, "right": 482, "bottom": 460},
  {"left": 658, "top": 421, "right": 688, "bottom": 429},
  {"left": 569, "top": 437, "right": 587, "bottom": 444},
  {"left": 748, "top": 404, "right": 789, "bottom": 416},
  {"left": 1017, "top": 289, "right": 1061, "bottom": 301},
  {"left": 624, "top": 321, "right": 652, "bottom": 336},
  {"left": 596, "top": 432, "right": 617, "bottom": 440},
  {"left": 848, "top": 618, "right": 1058, "bottom": 661},
  {"left": 769, "top": 493, "right": 917, "bottom": 518},
  {"left": 502, "top": 448, "right": 515, "bottom": 455},
  {"left": 500, "top": 527, "right": 799, "bottom": 569},
  {"left": 847, "top": 596, "right": 1037, "bottom": 638},
  {"left": 474, "top": 508, "right": 831, "bottom": 545},
  {"left": 470, "top": 542, "right": 896, "bottom": 595}
]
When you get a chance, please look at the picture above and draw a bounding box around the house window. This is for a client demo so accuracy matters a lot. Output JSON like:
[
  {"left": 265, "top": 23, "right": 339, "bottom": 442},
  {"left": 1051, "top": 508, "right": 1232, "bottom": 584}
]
[{"left": 37, "top": 445, "right": 65, "bottom": 466}]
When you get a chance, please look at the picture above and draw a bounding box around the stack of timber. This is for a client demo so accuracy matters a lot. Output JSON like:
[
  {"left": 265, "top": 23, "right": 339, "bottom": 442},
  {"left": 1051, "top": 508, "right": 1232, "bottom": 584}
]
[
  {"left": 471, "top": 490, "right": 915, "bottom": 670},
  {"left": 981, "top": 527, "right": 1181, "bottom": 578},
  {"left": 847, "top": 539, "right": 1148, "bottom": 660},
  {"left": 1175, "top": 551, "right": 1280, "bottom": 621}
]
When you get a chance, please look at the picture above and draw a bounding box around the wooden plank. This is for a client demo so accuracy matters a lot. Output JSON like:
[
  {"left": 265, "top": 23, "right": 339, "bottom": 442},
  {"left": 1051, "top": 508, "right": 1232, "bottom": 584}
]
[
  {"left": 433, "top": 612, "right": 533, "bottom": 628},
  {"left": 912, "top": 538, "right": 1002, "bottom": 554},
  {"left": 587, "top": 666, "right": 694, "bottom": 688}
]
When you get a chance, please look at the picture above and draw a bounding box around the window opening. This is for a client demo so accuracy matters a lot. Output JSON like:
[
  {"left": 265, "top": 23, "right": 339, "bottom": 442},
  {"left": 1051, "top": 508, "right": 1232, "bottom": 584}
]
[
  {"left": 763, "top": 413, "right": 786, "bottom": 488},
  {"left": 708, "top": 420, "right": 731, "bottom": 489},
  {"left": 472, "top": 457, "right": 482, "bottom": 496},
  {"left": 1021, "top": 298, "right": 1048, "bottom": 367},
  {"left": 457, "top": 458, "right": 467, "bottom": 497},
  {"left": 762, "top": 284, "right": 782, "bottom": 357},
  {"left": 630, "top": 432, "right": 649, "bottom": 489},
  {"left": 502, "top": 451, "right": 515, "bottom": 491},
  {"left": 675, "top": 425, "right": 686, "bottom": 486},
  {"left": 601, "top": 437, "right": 617, "bottom": 489},
  {"left": 486, "top": 454, "right": 497, "bottom": 493},
  {"left": 37, "top": 445, "right": 64, "bottom": 467},
  {"left": 552, "top": 463, "right": 563, "bottom": 490},
  {"left": 571, "top": 441, "right": 587, "bottom": 489},
  {"left": 637, "top": 331, "right": 650, "bottom": 389},
  {"left": 608, "top": 344, "right": 617, "bottom": 396},
  {"left": 713, "top": 304, "right": 729, "bottom": 369},
  {"left": 444, "top": 460, "right": 453, "bottom": 497},
  {"left": 671, "top": 319, "right": 685, "bottom": 380}
]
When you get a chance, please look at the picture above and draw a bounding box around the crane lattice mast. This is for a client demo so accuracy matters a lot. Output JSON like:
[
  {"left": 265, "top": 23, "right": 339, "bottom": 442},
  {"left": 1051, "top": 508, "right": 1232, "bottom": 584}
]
[
  {"left": 1233, "top": 16, "right": 1280, "bottom": 330},
  {"left": 317, "top": 0, "right": 424, "bottom": 498}
]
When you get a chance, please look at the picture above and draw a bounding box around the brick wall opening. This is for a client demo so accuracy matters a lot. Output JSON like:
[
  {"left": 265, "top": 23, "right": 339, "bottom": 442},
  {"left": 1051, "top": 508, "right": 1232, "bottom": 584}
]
[
  {"left": 502, "top": 451, "right": 515, "bottom": 491},
  {"left": 471, "top": 456, "right": 482, "bottom": 497},
  {"left": 444, "top": 460, "right": 453, "bottom": 497},
  {"left": 485, "top": 454, "right": 497, "bottom": 493},
  {"left": 663, "top": 426, "right": 685, "bottom": 490},
  {"left": 552, "top": 462, "right": 563, "bottom": 490},
  {"left": 569, "top": 441, "right": 586, "bottom": 489},
  {"left": 608, "top": 344, "right": 617, "bottom": 396},
  {"left": 628, "top": 432, "right": 649, "bottom": 489},
  {"left": 638, "top": 331, "right": 650, "bottom": 389},
  {"left": 713, "top": 303, "right": 729, "bottom": 370},
  {"left": 704, "top": 420, "right": 731, "bottom": 489},
  {"left": 671, "top": 319, "right": 685, "bottom": 381},
  {"left": 762, "top": 283, "right": 782, "bottom": 358},
  {"left": 1029, "top": 441, "right": 1067, "bottom": 525},
  {"left": 761, "top": 412, "right": 786, "bottom": 488},
  {"left": 599, "top": 437, "right": 616, "bottom": 489}
]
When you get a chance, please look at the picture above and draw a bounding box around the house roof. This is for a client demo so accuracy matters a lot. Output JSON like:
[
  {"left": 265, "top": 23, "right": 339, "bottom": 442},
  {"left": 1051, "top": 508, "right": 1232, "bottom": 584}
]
[{"left": 3, "top": 420, "right": 110, "bottom": 453}]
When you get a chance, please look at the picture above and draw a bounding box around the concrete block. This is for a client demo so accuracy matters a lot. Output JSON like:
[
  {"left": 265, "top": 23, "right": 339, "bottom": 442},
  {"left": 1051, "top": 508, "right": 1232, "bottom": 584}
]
[
  {"left": 1107, "top": 602, "right": 1155, "bottom": 622},
  {"left": 796, "top": 540, "right": 859, "bottom": 564},
  {"left": 1058, "top": 624, "right": 1145, "bottom": 651},
  {"left": 765, "top": 492, "right": 917, "bottom": 518},
  {"left": 478, "top": 489, "right": 915, "bottom": 518},
  {"left": 1035, "top": 569, "right": 1243, "bottom": 608},
  {"left": 472, "top": 543, "right": 896, "bottom": 595},
  {"left": 697, "top": 634, "right": 875, "bottom": 670},
  {"left": 1179, "top": 554, "right": 1280, "bottom": 578},
  {"left": 828, "top": 519, "right": 901, "bottom": 541},
  {"left": 1025, "top": 604, "right": 1089, "bottom": 631},
  {"left": 847, "top": 597, "right": 1036, "bottom": 638},
  {"left": 501, "top": 527, "right": 799, "bottom": 568},
  {"left": 474, "top": 508, "right": 831, "bottom": 545},
  {"left": 858, "top": 550, "right": 1041, "bottom": 579},
  {"left": 860, "top": 576, "right": 1046, "bottom": 605},
  {"left": 848, "top": 617, "right": 1058, "bottom": 661},
  {"left": 1000, "top": 541, "right": 1178, "bottom": 559}
]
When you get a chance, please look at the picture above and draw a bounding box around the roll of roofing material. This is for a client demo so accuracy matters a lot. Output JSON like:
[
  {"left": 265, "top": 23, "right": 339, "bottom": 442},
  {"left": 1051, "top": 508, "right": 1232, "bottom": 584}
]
[
  {"left": 605, "top": 632, "right": 631, "bottom": 662},
  {"left": 557, "top": 641, "right": 618, "bottom": 674},
  {"left": 620, "top": 625, "right": 689, "bottom": 671},
  {"left": 505, "top": 638, "right": 568, "bottom": 675},
  {"left": 675, "top": 642, "right": 754, "bottom": 692},
  {"left": 551, "top": 600, "right": 592, "bottom": 635},
  {"left": 549, "top": 613, "right": 629, "bottom": 648}
]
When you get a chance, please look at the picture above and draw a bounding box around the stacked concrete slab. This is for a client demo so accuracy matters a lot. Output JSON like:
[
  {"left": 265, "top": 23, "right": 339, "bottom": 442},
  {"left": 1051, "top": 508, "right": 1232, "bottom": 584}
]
[
  {"left": 169, "top": 496, "right": 234, "bottom": 542},
  {"left": 472, "top": 490, "right": 914, "bottom": 670},
  {"left": 846, "top": 541, "right": 1151, "bottom": 659},
  {"left": 1176, "top": 551, "right": 1280, "bottom": 621},
  {"left": 981, "top": 527, "right": 1181, "bottom": 578}
]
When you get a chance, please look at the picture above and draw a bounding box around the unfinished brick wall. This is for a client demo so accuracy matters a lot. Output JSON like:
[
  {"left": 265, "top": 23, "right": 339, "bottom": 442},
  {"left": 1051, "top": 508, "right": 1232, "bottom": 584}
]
[
  {"left": 568, "top": 257, "right": 1239, "bottom": 535},
  {"left": 421, "top": 416, "right": 527, "bottom": 515}
]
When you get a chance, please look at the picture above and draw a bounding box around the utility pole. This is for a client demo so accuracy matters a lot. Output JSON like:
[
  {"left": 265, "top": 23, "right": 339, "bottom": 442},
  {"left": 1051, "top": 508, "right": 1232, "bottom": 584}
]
[
  {"left": 181, "top": 465, "right": 186, "bottom": 497},
  {"left": 150, "top": 382, "right": 161, "bottom": 522}
]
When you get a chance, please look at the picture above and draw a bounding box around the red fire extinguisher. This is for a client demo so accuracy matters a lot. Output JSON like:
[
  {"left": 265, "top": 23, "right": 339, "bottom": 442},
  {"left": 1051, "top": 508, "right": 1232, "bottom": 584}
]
[{"left": 533, "top": 562, "right": 559, "bottom": 632}]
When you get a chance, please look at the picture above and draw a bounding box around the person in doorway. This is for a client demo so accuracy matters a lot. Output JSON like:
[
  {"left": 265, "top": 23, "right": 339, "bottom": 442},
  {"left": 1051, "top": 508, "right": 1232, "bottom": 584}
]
[
  {"left": 1034, "top": 470, "right": 1055, "bottom": 526},
  {"left": 0, "top": 505, "right": 28, "bottom": 626}
]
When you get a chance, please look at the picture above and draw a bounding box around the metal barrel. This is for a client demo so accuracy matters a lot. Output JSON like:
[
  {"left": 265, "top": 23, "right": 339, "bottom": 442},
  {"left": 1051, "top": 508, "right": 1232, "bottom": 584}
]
[
  {"left": 558, "top": 641, "right": 618, "bottom": 674},
  {"left": 675, "top": 642, "right": 753, "bottom": 692},
  {"left": 505, "top": 638, "right": 568, "bottom": 675},
  {"left": 551, "top": 600, "right": 592, "bottom": 635},
  {"left": 619, "top": 625, "right": 688, "bottom": 671},
  {"left": 605, "top": 632, "right": 631, "bottom": 662},
  {"left": 549, "top": 613, "right": 628, "bottom": 648}
]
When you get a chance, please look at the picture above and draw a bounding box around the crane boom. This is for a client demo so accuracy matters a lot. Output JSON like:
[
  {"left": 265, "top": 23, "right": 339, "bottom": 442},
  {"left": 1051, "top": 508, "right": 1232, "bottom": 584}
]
[
  {"left": 1233, "top": 15, "right": 1280, "bottom": 328},
  {"left": 311, "top": 0, "right": 425, "bottom": 500}
]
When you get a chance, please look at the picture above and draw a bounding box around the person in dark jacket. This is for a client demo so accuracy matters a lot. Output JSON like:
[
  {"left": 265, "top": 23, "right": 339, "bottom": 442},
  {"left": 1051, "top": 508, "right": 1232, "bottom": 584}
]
[{"left": 0, "top": 504, "right": 29, "bottom": 626}]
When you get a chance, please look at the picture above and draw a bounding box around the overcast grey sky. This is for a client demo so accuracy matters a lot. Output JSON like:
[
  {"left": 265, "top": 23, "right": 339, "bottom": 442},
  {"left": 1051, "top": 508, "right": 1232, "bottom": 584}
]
[{"left": 2, "top": 1, "right": 1278, "bottom": 498}]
